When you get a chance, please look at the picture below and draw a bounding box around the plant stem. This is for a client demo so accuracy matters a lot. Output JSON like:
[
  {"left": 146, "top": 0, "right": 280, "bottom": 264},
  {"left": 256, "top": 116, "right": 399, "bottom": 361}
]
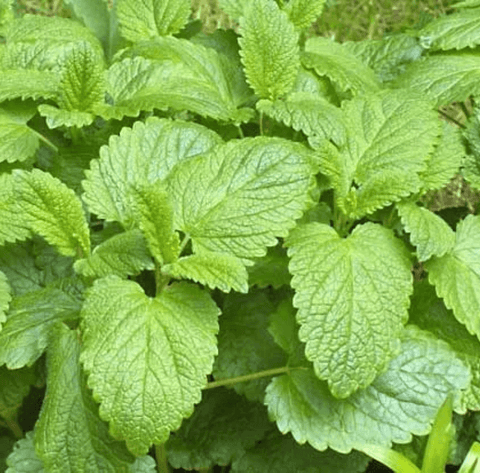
[
  {"left": 5, "top": 416, "right": 23, "bottom": 439},
  {"left": 259, "top": 111, "right": 264, "bottom": 136},
  {"left": 438, "top": 108, "right": 466, "bottom": 129},
  {"left": 155, "top": 444, "right": 170, "bottom": 473},
  {"left": 236, "top": 124, "right": 244, "bottom": 138},
  {"left": 32, "top": 130, "right": 58, "bottom": 152},
  {"left": 178, "top": 234, "right": 191, "bottom": 256},
  {"left": 204, "top": 366, "right": 308, "bottom": 390},
  {"left": 155, "top": 263, "right": 170, "bottom": 294}
]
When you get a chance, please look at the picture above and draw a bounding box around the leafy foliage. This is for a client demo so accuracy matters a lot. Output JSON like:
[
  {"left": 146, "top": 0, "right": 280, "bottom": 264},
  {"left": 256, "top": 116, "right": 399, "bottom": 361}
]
[{"left": 0, "top": 1, "right": 479, "bottom": 472}]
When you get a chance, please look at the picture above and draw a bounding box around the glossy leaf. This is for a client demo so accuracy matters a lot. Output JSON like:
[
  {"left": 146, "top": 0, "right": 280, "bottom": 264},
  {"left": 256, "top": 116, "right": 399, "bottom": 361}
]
[{"left": 80, "top": 277, "right": 220, "bottom": 455}]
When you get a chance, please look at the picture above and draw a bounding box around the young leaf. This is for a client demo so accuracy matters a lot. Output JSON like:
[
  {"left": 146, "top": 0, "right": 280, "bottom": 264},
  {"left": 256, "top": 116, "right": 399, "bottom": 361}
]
[
  {"left": 303, "top": 37, "right": 380, "bottom": 95},
  {"left": 80, "top": 277, "right": 220, "bottom": 455},
  {"left": 13, "top": 169, "right": 90, "bottom": 258},
  {"left": 0, "top": 365, "right": 35, "bottom": 423},
  {"left": 0, "top": 285, "right": 82, "bottom": 369},
  {"left": 116, "top": 0, "right": 191, "bottom": 41},
  {"left": 265, "top": 326, "right": 470, "bottom": 453},
  {"left": 5, "top": 432, "right": 45, "bottom": 473},
  {"left": 0, "top": 270, "right": 11, "bottom": 329},
  {"left": 35, "top": 323, "right": 138, "bottom": 472},
  {"left": 73, "top": 229, "right": 155, "bottom": 279},
  {"left": 393, "top": 54, "right": 480, "bottom": 107},
  {"left": 239, "top": 0, "right": 299, "bottom": 99},
  {"left": 166, "top": 388, "right": 271, "bottom": 470},
  {"left": 0, "top": 101, "right": 40, "bottom": 163},
  {"left": 82, "top": 117, "right": 222, "bottom": 227},
  {"left": 286, "top": 222, "right": 413, "bottom": 398},
  {"left": 418, "top": 7, "right": 480, "bottom": 51},
  {"left": 283, "top": 0, "right": 326, "bottom": 30},
  {"left": 257, "top": 92, "right": 346, "bottom": 147},
  {"left": 425, "top": 215, "right": 480, "bottom": 341},
  {"left": 396, "top": 201, "right": 456, "bottom": 261},
  {"left": 127, "top": 184, "right": 180, "bottom": 265},
  {"left": 166, "top": 137, "right": 316, "bottom": 260},
  {"left": 162, "top": 251, "right": 249, "bottom": 293},
  {"left": 38, "top": 105, "right": 94, "bottom": 129}
]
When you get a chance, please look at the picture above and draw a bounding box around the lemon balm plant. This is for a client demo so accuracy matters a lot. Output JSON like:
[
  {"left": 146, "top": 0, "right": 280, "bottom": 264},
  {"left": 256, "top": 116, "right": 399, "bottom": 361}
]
[{"left": 1, "top": 0, "right": 480, "bottom": 471}]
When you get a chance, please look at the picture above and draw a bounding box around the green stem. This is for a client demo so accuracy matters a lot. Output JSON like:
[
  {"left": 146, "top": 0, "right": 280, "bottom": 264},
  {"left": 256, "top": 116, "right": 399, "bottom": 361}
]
[
  {"left": 236, "top": 124, "right": 244, "bottom": 139},
  {"left": 5, "top": 416, "right": 23, "bottom": 439},
  {"left": 204, "top": 366, "right": 308, "bottom": 390},
  {"left": 155, "top": 444, "right": 170, "bottom": 473},
  {"left": 259, "top": 111, "right": 264, "bottom": 136},
  {"left": 32, "top": 129, "right": 58, "bottom": 153},
  {"left": 155, "top": 263, "right": 170, "bottom": 294},
  {"left": 460, "top": 101, "right": 471, "bottom": 119},
  {"left": 178, "top": 234, "right": 191, "bottom": 256},
  {"left": 438, "top": 108, "right": 466, "bottom": 129}
]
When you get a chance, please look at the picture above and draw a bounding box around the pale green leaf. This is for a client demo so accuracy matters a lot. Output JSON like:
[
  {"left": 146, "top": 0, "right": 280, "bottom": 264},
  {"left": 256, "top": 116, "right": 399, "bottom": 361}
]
[
  {"left": 283, "top": 0, "right": 326, "bottom": 30},
  {"left": 162, "top": 252, "right": 248, "bottom": 293},
  {"left": 421, "top": 122, "right": 465, "bottom": 192},
  {"left": 0, "top": 102, "right": 40, "bottom": 163},
  {"left": 285, "top": 222, "right": 413, "bottom": 398},
  {"left": 74, "top": 229, "right": 154, "bottom": 279},
  {"left": 0, "top": 270, "right": 11, "bottom": 329},
  {"left": 212, "top": 290, "right": 286, "bottom": 402},
  {"left": 0, "top": 173, "right": 31, "bottom": 245},
  {"left": 131, "top": 456, "right": 156, "bottom": 473},
  {"left": 239, "top": 0, "right": 299, "bottom": 99},
  {"left": 232, "top": 430, "right": 370, "bottom": 473},
  {"left": 106, "top": 38, "right": 253, "bottom": 122},
  {"left": 6, "top": 432, "right": 45, "bottom": 473},
  {"left": 127, "top": 184, "right": 180, "bottom": 265},
  {"left": 38, "top": 105, "right": 94, "bottom": 129},
  {"left": 80, "top": 277, "right": 220, "bottom": 455},
  {"left": 117, "top": 0, "right": 191, "bottom": 41},
  {"left": 257, "top": 92, "right": 346, "bottom": 147},
  {"left": 166, "top": 388, "right": 271, "bottom": 470},
  {"left": 0, "top": 0, "right": 14, "bottom": 36},
  {"left": 393, "top": 54, "right": 480, "bottom": 107},
  {"left": 13, "top": 169, "right": 90, "bottom": 258},
  {"left": 265, "top": 326, "right": 470, "bottom": 453},
  {"left": 453, "top": 0, "right": 480, "bottom": 7},
  {"left": 0, "top": 285, "right": 81, "bottom": 369},
  {"left": 166, "top": 137, "right": 316, "bottom": 260},
  {"left": 82, "top": 117, "right": 222, "bottom": 227},
  {"left": 410, "top": 280, "right": 480, "bottom": 411},
  {"left": 0, "top": 365, "right": 35, "bottom": 421},
  {"left": 419, "top": 8, "right": 480, "bottom": 51},
  {"left": 463, "top": 111, "right": 480, "bottom": 191},
  {"left": 58, "top": 41, "right": 106, "bottom": 112},
  {"left": 343, "top": 34, "right": 424, "bottom": 83},
  {"left": 35, "top": 324, "right": 138, "bottom": 472},
  {"left": 425, "top": 215, "right": 480, "bottom": 341},
  {"left": 303, "top": 37, "right": 380, "bottom": 95},
  {"left": 218, "top": 0, "right": 249, "bottom": 19},
  {"left": 397, "top": 201, "right": 456, "bottom": 261},
  {"left": 0, "top": 70, "right": 59, "bottom": 102}
]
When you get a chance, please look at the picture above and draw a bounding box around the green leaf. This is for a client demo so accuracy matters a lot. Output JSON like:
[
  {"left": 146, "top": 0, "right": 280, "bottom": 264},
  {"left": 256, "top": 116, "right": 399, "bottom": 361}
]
[
  {"left": 80, "top": 277, "right": 220, "bottom": 455},
  {"left": 247, "top": 244, "right": 291, "bottom": 289},
  {"left": 127, "top": 184, "right": 179, "bottom": 265},
  {"left": 233, "top": 429, "right": 369, "bottom": 473},
  {"left": 360, "top": 444, "right": 420, "bottom": 473},
  {"left": 0, "top": 436, "right": 16, "bottom": 473},
  {"left": 217, "top": 0, "right": 249, "bottom": 19},
  {"left": 286, "top": 222, "right": 413, "bottom": 398},
  {"left": 393, "top": 54, "right": 480, "bottom": 107},
  {"left": 106, "top": 38, "right": 253, "bottom": 122},
  {"left": 421, "top": 122, "right": 465, "bottom": 192},
  {"left": 318, "top": 89, "right": 440, "bottom": 219},
  {"left": 0, "top": 173, "right": 31, "bottom": 245},
  {"left": 117, "top": 0, "right": 191, "bottom": 41},
  {"left": 6, "top": 432, "right": 44, "bottom": 473},
  {"left": 463, "top": 111, "right": 480, "bottom": 191},
  {"left": 74, "top": 229, "right": 155, "bottom": 279},
  {"left": 0, "top": 365, "right": 35, "bottom": 422},
  {"left": 265, "top": 325, "right": 470, "bottom": 453},
  {"left": 283, "top": 0, "right": 326, "bottom": 30},
  {"left": 166, "top": 388, "right": 271, "bottom": 470},
  {"left": 58, "top": 41, "right": 105, "bottom": 112},
  {"left": 162, "top": 252, "right": 249, "bottom": 293},
  {"left": 0, "top": 0, "right": 14, "bottom": 36},
  {"left": 38, "top": 105, "right": 94, "bottom": 129},
  {"left": 212, "top": 291, "right": 286, "bottom": 402},
  {"left": 257, "top": 92, "right": 346, "bottom": 147},
  {"left": 459, "top": 442, "right": 480, "bottom": 473},
  {"left": 419, "top": 8, "right": 480, "bottom": 51},
  {"left": 397, "top": 201, "right": 456, "bottom": 261},
  {"left": 13, "top": 169, "right": 90, "bottom": 258},
  {"left": 0, "top": 70, "right": 59, "bottom": 102},
  {"left": 82, "top": 117, "right": 222, "bottom": 227},
  {"left": 0, "top": 102, "right": 40, "bottom": 164},
  {"left": 0, "top": 271, "right": 11, "bottom": 329},
  {"left": 303, "top": 37, "right": 380, "bottom": 95},
  {"left": 35, "top": 324, "right": 138, "bottom": 472},
  {"left": 166, "top": 137, "right": 316, "bottom": 260},
  {"left": 0, "top": 285, "right": 82, "bottom": 369},
  {"left": 425, "top": 215, "right": 480, "bottom": 341},
  {"left": 239, "top": 0, "right": 299, "bottom": 99}
]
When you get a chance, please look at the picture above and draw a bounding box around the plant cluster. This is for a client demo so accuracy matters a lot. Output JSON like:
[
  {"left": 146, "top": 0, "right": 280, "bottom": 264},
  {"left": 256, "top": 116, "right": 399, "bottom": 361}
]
[{"left": 1, "top": 0, "right": 480, "bottom": 472}]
